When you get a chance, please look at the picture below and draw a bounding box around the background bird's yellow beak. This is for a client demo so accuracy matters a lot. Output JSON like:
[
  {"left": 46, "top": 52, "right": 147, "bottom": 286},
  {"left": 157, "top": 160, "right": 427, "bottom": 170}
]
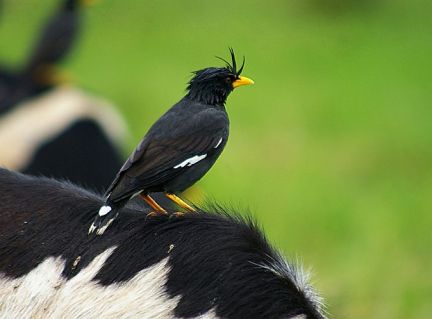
[{"left": 233, "top": 76, "right": 254, "bottom": 88}]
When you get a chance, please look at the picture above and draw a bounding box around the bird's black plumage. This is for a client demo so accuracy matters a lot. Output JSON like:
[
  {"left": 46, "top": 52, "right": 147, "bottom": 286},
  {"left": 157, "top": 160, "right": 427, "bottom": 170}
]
[{"left": 90, "top": 49, "right": 254, "bottom": 234}]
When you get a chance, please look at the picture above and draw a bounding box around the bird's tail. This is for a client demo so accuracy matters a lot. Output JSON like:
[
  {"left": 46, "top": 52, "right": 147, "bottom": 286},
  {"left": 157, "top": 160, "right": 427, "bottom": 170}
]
[{"left": 88, "top": 200, "right": 122, "bottom": 236}]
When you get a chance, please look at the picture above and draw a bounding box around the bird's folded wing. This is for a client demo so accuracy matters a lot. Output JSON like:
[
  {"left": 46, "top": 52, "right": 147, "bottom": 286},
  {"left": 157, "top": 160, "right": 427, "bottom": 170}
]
[{"left": 106, "top": 110, "right": 227, "bottom": 201}]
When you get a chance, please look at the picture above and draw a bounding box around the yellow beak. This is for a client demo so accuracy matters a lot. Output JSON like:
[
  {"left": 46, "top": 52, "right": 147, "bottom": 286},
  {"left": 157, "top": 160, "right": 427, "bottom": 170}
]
[{"left": 232, "top": 76, "right": 254, "bottom": 88}]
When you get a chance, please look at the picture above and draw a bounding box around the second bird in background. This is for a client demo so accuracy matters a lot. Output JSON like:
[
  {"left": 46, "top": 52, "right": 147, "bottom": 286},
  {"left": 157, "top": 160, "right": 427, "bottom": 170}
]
[{"left": 89, "top": 48, "right": 254, "bottom": 235}]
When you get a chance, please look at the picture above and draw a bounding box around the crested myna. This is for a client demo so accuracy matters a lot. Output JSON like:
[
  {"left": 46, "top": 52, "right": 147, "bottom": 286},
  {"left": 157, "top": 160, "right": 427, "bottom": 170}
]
[{"left": 89, "top": 49, "right": 254, "bottom": 235}]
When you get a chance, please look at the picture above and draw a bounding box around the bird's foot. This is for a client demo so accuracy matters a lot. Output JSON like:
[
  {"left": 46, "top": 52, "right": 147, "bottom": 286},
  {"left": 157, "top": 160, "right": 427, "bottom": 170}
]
[
  {"left": 165, "top": 193, "right": 196, "bottom": 212},
  {"left": 141, "top": 194, "right": 168, "bottom": 213},
  {"left": 170, "top": 211, "right": 185, "bottom": 218},
  {"left": 146, "top": 210, "right": 168, "bottom": 219}
]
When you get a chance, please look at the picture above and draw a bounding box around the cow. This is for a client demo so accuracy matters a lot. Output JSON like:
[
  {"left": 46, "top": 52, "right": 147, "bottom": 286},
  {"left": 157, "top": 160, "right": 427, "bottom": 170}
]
[
  {"left": 0, "top": 85, "right": 127, "bottom": 192},
  {"left": 0, "top": 168, "right": 327, "bottom": 319}
]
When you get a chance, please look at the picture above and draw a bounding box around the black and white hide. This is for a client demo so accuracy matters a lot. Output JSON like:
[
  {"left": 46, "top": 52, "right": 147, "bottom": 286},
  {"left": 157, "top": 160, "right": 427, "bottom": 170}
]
[
  {"left": 0, "top": 85, "right": 126, "bottom": 192},
  {"left": 0, "top": 168, "right": 326, "bottom": 319}
]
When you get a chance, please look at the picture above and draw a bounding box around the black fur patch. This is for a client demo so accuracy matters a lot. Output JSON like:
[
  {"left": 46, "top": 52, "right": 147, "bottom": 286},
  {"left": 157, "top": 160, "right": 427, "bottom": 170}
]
[
  {"left": 23, "top": 119, "right": 123, "bottom": 193},
  {"left": 0, "top": 169, "right": 325, "bottom": 319},
  {"left": 0, "top": 68, "right": 51, "bottom": 115}
]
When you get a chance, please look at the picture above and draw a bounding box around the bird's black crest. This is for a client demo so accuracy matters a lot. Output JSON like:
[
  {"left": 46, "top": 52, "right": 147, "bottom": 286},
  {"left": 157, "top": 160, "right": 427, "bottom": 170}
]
[
  {"left": 186, "top": 48, "right": 246, "bottom": 105},
  {"left": 190, "top": 48, "right": 245, "bottom": 82},
  {"left": 215, "top": 47, "right": 245, "bottom": 77}
]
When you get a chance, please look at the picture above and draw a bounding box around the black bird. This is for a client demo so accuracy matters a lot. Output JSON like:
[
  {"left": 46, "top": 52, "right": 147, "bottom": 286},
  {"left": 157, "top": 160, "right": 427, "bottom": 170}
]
[
  {"left": 0, "top": 0, "right": 88, "bottom": 114},
  {"left": 89, "top": 49, "right": 254, "bottom": 235},
  {"left": 24, "top": 0, "right": 88, "bottom": 82}
]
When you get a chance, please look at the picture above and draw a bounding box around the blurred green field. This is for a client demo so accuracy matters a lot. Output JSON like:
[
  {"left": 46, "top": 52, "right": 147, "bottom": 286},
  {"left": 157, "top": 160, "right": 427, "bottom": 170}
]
[{"left": 1, "top": 0, "right": 431, "bottom": 317}]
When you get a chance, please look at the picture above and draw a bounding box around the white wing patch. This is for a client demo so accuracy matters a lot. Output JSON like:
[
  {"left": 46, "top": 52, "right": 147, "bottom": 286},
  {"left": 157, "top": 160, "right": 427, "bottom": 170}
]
[
  {"left": 214, "top": 138, "right": 223, "bottom": 149},
  {"left": 173, "top": 154, "right": 207, "bottom": 169},
  {"left": 98, "top": 205, "right": 112, "bottom": 216}
]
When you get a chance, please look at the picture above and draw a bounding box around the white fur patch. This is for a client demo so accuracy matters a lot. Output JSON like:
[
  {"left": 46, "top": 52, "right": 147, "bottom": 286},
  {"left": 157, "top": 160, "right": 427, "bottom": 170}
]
[
  {"left": 98, "top": 205, "right": 112, "bottom": 216},
  {"left": 0, "top": 86, "right": 127, "bottom": 170},
  {"left": 173, "top": 154, "right": 207, "bottom": 169},
  {"left": 0, "top": 256, "right": 65, "bottom": 317},
  {"left": 0, "top": 248, "right": 216, "bottom": 318},
  {"left": 214, "top": 138, "right": 223, "bottom": 148},
  {"left": 0, "top": 247, "right": 310, "bottom": 318},
  {"left": 194, "top": 308, "right": 220, "bottom": 318}
]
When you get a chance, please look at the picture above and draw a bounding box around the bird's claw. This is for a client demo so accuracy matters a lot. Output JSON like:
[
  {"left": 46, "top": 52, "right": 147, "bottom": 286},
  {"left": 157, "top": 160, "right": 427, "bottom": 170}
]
[
  {"left": 170, "top": 211, "right": 185, "bottom": 218},
  {"left": 146, "top": 210, "right": 168, "bottom": 219}
]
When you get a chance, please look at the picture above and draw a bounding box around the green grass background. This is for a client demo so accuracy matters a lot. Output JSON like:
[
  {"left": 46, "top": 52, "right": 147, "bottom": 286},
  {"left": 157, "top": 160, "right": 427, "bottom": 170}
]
[{"left": 1, "top": 0, "right": 431, "bottom": 317}]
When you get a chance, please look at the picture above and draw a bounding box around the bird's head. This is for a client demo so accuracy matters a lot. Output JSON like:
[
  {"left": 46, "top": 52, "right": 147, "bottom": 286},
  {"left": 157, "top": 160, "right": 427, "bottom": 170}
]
[
  {"left": 64, "top": 0, "right": 79, "bottom": 9},
  {"left": 186, "top": 48, "right": 254, "bottom": 105}
]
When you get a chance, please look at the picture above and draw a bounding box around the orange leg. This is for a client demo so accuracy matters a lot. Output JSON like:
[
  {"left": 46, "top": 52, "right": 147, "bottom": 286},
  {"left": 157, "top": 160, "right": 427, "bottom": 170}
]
[
  {"left": 140, "top": 194, "right": 167, "bottom": 215},
  {"left": 165, "top": 193, "right": 195, "bottom": 212}
]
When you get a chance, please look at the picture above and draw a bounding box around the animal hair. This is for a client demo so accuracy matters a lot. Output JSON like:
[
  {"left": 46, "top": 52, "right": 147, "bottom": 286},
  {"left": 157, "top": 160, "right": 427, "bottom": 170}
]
[{"left": 0, "top": 168, "right": 326, "bottom": 319}]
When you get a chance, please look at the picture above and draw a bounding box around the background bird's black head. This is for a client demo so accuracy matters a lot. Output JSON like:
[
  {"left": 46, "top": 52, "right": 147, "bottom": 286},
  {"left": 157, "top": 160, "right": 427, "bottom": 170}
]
[
  {"left": 64, "top": 0, "right": 79, "bottom": 10},
  {"left": 64, "top": 0, "right": 92, "bottom": 10},
  {"left": 186, "top": 48, "right": 252, "bottom": 105}
]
